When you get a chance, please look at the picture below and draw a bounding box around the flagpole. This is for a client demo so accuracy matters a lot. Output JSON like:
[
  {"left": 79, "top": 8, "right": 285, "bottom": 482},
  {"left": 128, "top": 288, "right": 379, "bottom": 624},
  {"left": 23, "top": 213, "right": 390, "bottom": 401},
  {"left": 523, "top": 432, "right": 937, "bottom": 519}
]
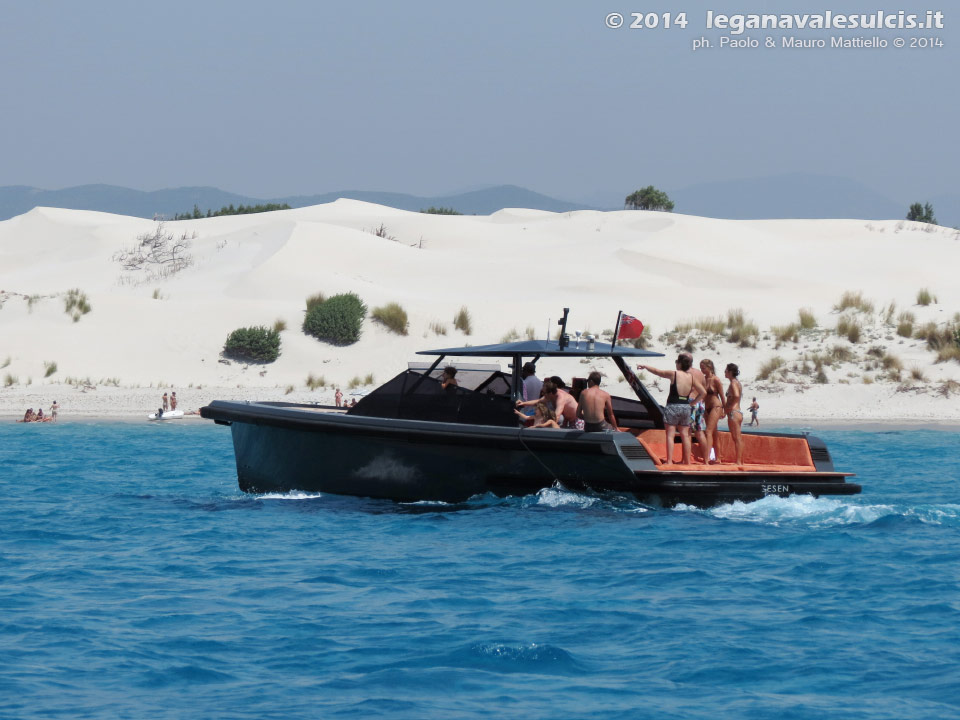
[{"left": 611, "top": 311, "right": 623, "bottom": 352}]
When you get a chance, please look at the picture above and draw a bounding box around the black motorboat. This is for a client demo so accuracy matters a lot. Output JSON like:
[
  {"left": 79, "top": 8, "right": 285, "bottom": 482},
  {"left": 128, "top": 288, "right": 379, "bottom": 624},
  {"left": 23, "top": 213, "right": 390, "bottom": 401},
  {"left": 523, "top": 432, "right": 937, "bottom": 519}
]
[{"left": 201, "top": 315, "right": 859, "bottom": 507}]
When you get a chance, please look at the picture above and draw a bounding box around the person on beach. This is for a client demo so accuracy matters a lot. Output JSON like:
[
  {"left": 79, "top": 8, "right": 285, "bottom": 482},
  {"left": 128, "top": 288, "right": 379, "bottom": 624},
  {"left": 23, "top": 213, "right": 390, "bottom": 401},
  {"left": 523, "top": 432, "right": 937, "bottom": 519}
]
[
  {"left": 156, "top": 407, "right": 164, "bottom": 419},
  {"left": 441, "top": 366, "right": 459, "bottom": 390},
  {"left": 36, "top": 408, "right": 45, "bottom": 422},
  {"left": 162, "top": 392, "right": 169, "bottom": 412},
  {"left": 699, "top": 360, "right": 726, "bottom": 464},
  {"left": 681, "top": 352, "right": 708, "bottom": 462},
  {"left": 170, "top": 392, "right": 177, "bottom": 411},
  {"left": 638, "top": 355, "right": 706, "bottom": 466},
  {"left": 725, "top": 363, "right": 745, "bottom": 465},
  {"left": 335, "top": 389, "right": 343, "bottom": 407},
  {"left": 21, "top": 408, "right": 35, "bottom": 423},
  {"left": 748, "top": 398, "right": 759, "bottom": 426},
  {"left": 50, "top": 400, "right": 59, "bottom": 422},
  {"left": 577, "top": 371, "right": 618, "bottom": 432},
  {"left": 516, "top": 379, "right": 580, "bottom": 428},
  {"left": 515, "top": 401, "right": 561, "bottom": 429}
]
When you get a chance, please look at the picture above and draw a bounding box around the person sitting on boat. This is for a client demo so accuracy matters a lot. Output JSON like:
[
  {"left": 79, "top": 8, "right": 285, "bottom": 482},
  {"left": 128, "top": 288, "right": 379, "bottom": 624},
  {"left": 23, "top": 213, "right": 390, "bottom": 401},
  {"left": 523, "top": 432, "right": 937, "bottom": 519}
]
[
  {"left": 517, "top": 380, "right": 580, "bottom": 428},
  {"left": 521, "top": 362, "right": 542, "bottom": 401},
  {"left": 577, "top": 371, "right": 618, "bottom": 432},
  {"left": 156, "top": 407, "right": 164, "bottom": 419},
  {"left": 724, "top": 363, "right": 745, "bottom": 465},
  {"left": 441, "top": 366, "right": 459, "bottom": 390},
  {"left": 699, "top": 359, "right": 725, "bottom": 464},
  {"left": 638, "top": 355, "right": 706, "bottom": 466},
  {"left": 516, "top": 401, "right": 561, "bottom": 429}
]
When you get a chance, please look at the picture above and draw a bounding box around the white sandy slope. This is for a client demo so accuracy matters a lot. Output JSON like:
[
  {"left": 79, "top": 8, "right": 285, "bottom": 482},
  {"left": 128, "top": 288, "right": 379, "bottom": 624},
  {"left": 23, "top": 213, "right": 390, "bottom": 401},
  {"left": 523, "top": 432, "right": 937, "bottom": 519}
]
[{"left": 1, "top": 201, "right": 958, "bottom": 420}]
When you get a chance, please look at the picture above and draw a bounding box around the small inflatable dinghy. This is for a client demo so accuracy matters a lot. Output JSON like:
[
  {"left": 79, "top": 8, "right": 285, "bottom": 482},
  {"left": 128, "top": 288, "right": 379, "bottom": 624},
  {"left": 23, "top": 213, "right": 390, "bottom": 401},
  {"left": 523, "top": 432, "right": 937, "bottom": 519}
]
[{"left": 149, "top": 410, "right": 184, "bottom": 421}]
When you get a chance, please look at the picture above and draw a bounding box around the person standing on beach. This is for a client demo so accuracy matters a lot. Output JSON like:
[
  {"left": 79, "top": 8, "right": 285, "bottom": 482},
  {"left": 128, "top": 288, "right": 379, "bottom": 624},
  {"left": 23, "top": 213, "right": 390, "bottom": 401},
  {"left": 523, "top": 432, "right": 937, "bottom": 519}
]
[
  {"left": 50, "top": 400, "right": 59, "bottom": 422},
  {"left": 162, "top": 392, "right": 169, "bottom": 412},
  {"left": 170, "top": 392, "right": 178, "bottom": 411},
  {"left": 748, "top": 398, "right": 759, "bottom": 426},
  {"left": 335, "top": 388, "right": 343, "bottom": 407}
]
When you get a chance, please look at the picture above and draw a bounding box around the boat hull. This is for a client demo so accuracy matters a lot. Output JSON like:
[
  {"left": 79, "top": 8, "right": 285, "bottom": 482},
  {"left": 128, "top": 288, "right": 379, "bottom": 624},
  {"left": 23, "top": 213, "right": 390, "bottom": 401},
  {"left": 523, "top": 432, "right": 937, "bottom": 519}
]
[{"left": 202, "top": 401, "right": 860, "bottom": 507}]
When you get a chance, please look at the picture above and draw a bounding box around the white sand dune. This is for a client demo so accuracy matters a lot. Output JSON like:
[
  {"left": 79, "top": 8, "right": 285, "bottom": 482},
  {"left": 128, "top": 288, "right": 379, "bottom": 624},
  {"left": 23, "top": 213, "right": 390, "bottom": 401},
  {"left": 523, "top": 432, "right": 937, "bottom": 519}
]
[{"left": 1, "top": 201, "right": 958, "bottom": 420}]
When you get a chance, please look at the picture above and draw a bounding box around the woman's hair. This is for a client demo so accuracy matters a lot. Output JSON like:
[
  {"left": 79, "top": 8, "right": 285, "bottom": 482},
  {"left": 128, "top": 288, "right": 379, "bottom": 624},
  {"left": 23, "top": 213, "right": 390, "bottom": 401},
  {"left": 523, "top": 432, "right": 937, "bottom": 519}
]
[
  {"left": 700, "top": 359, "right": 715, "bottom": 373},
  {"left": 535, "top": 402, "right": 556, "bottom": 421},
  {"left": 725, "top": 363, "right": 740, "bottom": 377},
  {"left": 443, "top": 366, "right": 457, "bottom": 377},
  {"left": 541, "top": 380, "right": 558, "bottom": 395},
  {"left": 676, "top": 355, "right": 693, "bottom": 371}
]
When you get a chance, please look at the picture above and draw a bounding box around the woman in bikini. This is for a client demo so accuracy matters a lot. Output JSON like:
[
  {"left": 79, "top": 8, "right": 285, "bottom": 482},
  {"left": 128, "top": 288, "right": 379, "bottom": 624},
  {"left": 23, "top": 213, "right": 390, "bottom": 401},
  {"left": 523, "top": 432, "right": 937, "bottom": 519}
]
[
  {"left": 724, "top": 363, "right": 744, "bottom": 465},
  {"left": 639, "top": 355, "right": 706, "bottom": 466},
  {"left": 699, "top": 359, "right": 725, "bottom": 465}
]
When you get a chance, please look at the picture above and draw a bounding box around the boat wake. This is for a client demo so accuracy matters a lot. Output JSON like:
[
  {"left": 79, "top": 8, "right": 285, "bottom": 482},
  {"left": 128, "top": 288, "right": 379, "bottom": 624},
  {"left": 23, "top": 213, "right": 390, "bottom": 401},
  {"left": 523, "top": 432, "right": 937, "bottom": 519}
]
[{"left": 681, "top": 494, "right": 960, "bottom": 528}]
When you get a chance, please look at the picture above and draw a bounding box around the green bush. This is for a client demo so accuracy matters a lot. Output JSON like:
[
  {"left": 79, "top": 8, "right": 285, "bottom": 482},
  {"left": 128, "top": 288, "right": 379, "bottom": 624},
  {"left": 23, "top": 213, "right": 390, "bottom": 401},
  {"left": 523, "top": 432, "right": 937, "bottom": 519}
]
[
  {"left": 371, "top": 302, "right": 409, "bottom": 335},
  {"left": 223, "top": 326, "right": 281, "bottom": 363},
  {"left": 303, "top": 292, "right": 367, "bottom": 345}
]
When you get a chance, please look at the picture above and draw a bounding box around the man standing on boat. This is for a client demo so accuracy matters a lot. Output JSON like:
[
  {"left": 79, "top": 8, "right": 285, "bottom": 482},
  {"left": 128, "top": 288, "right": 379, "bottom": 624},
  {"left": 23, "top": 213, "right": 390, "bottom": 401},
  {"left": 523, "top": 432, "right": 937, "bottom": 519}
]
[
  {"left": 577, "top": 371, "right": 618, "bottom": 432},
  {"left": 681, "top": 352, "right": 708, "bottom": 461}
]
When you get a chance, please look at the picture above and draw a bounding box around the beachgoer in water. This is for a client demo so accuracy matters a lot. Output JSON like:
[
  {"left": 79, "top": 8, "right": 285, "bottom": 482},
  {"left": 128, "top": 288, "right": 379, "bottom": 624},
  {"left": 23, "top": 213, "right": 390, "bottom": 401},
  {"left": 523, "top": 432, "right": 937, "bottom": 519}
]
[
  {"left": 441, "top": 366, "right": 459, "bottom": 390},
  {"left": 335, "top": 389, "right": 343, "bottom": 407},
  {"left": 50, "top": 401, "right": 59, "bottom": 422},
  {"left": 638, "top": 355, "right": 706, "bottom": 466},
  {"left": 725, "top": 363, "right": 744, "bottom": 465},
  {"left": 577, "top": 371, "right": 618, "bottom": 432},
  {"left": 516, "top": 380, "right": 580, "bottom": 428},
  {"left": 170, "top": 392, "right": 177, "bottom": 411},
  {"left": 681, "top": 352, "right": 708, "bottom": 462},
  {"left": 748, "top": 398, "right": 759, "bottom": 426},
  {"left": 162, "top": 392, "right": 169, "bottom": 412},
  {"left": 699, "top": 359, "right": 725, "bottom": 464}
]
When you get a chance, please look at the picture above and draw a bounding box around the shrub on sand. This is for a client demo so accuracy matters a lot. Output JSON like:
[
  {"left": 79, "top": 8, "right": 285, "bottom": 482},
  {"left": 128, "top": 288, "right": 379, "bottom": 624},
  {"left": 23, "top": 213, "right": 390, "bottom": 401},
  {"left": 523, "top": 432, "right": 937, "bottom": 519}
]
[
  {"left": 501, "top": 328, "right": 520, "bottom": 343},
  {"left": 429, "top": 321, "right": 447, "bottom": 336},
  {"left": 798, "top": 308, "right": 816, "bottom": 329},
  {"left": 63, "top": 288, "right": 92, "bottom": 322},
  {"left": 223, "top": 326, "right": 281, "bottom": 363},
  {"left": 936, "top": 346, "right": 960, "bottom": 364},
  {"left": 836, "top": 315, "right": 861, "bottom": 343},
  {"left": 772, "top": 323, "right": 799, "bottom": 343},
  {"left": 3, "top": 373, "right": 16, "bottom": 387},
  {"left": 44, "top": 361, "right": 58, "bottom": 378},
  {"left": 303, "top": 292, "right": 367, "bottom": 345},
  {"left": 453, "top": 306, "right": 472, "bottom": 335},
  {"left": 272, "top": 319, "right": 287, "bottom": 333},
  {"left": 371, "top": 302, "right": 409, "bottom": 335},
  {"left": 909, "top": 366, "right": 928, "bottom": 382},
  {"left": 305, "top": 373, "right": 326, "bottom": 390}
]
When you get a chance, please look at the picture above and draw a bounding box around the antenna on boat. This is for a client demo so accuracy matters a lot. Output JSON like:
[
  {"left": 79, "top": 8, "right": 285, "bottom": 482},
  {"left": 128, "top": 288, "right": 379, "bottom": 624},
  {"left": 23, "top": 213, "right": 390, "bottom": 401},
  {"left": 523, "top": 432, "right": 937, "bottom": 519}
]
[{"left": 557, "top": 308, "right": 570, "bottom": 350}]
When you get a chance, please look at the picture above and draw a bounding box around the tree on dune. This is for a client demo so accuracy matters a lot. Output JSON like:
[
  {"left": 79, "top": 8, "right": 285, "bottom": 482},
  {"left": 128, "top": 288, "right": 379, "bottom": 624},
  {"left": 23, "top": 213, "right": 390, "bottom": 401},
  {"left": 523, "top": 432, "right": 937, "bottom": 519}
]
[
  {"left": 906, "top": 202, "right": 936, "bottom": 225},
  {"left": 625, "top": 186, "right": 674, "bottom": 212}
]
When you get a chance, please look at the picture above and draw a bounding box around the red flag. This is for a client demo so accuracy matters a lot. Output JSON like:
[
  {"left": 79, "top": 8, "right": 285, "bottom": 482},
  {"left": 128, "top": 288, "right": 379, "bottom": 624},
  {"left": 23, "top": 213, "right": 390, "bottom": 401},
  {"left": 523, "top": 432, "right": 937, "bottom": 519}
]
[{"left": 616, "top": 314, "right": 645, "bottom": 340}]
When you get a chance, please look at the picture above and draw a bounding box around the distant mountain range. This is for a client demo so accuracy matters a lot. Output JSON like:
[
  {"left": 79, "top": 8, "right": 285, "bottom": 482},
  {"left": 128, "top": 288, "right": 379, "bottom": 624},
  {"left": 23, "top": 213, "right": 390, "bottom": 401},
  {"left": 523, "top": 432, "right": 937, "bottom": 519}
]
[{"left": 0, "top": 176, "right": 955, "bottom": 226}]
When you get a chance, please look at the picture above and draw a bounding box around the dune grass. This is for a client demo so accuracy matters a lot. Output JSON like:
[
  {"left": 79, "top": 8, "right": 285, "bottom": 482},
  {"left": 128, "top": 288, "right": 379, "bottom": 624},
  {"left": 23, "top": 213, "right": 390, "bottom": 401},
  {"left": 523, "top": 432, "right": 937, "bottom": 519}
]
[
  {"left": 1, "top": 357, "right": 9, "bottom": 369},
  {"left": 909, "top": 366, "right": 928, "bottom": 382},
  {"left": 916, "top": 288, "right": 937, "bottom": 306},
  {"left": 896, "top": 311, "right": 915, "bottom": 338},
  {"left": 500, "top": 328, "right": 520, "bottom": 343},
  {"left": 675, "top": 317, "right": 725, "bottom": 335},
  {"left": 371, "top": 302, "right": 409, "bottom": 335},
  {"left": 453, "top": 306, "right": 472, "bottom": 335},
  {"left": 936, "top": 346, "right": 960, "bottom": 364},
  {"left": 525, "top": 326, "right": 536, "bottom": 341},
  {"left": 429, "top": 321, "right": 447, "bottom": 336},
  {"left": 771, "top": 323, "right": 799, "bottom": 343},
  {"left": 834, "top": 290, "right": 874, "bottom": 314},
  {"left": 4, "top": 373, "right": 17, "bottom": 387},
  {"left": 63, "top": 289, "right": 92, "bottom": 322},
  {"left": 836, "top": 315, "right": 861, "bottom": 343},
  {"left": 756, "top": 356, "right": 785, "bottom": 381},
  {"left": 44, "top": 361, "right": 58, "bottom": 378},
  {"left": 798, "top": 308, "right": 816, "bottom": 329},
  {"left": 285, "top": 385, "right": 294, "bottom": 395},
  {"left": 305, "top": 373, "right": 326, "bottom": 390},
  {"left": 305, "top": 292, "right": 326, "bottom": 312},
  {"left": 272, "top": 319, "right": 287, "bottom": 333}
]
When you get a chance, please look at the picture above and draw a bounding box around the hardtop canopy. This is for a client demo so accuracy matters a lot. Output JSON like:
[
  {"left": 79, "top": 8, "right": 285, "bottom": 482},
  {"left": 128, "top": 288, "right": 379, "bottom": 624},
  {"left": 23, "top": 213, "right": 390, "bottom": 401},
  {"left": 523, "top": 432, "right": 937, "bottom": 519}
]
[{"left": 417, "top": 339, "right": 664, "bottom": 358}]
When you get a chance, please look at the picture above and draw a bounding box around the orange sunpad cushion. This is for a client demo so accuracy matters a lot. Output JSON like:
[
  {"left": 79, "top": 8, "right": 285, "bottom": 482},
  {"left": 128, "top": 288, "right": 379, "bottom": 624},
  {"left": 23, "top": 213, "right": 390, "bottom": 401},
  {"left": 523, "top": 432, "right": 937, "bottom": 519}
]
[{"left": 636, "top": 429, "right": 815, "bottom": 470}]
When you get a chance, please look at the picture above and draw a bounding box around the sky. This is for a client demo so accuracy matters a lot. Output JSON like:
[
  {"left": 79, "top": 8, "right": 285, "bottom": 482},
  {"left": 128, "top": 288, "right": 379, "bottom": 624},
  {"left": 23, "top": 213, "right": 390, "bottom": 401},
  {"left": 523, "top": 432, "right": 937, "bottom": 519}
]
[{"left": 0, "top": 0, "right": 955, "bottom": 205}]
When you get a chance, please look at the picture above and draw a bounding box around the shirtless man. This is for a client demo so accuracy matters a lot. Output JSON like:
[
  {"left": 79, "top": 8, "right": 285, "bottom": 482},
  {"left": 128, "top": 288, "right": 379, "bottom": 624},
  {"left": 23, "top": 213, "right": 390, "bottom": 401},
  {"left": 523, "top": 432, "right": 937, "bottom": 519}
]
[
  {"left": 577, "top": 371, "right": 618, "bottom": 432},
  {"left": 50, "top": 400, "right": 59, "bottom": 422},
  {"left": 162, "top": 392, "right": 169, "bottom": 412},
  {"left": 516, "top": 379, "right": 578, "bottom": 428},
  {"left": 681, "top": 352, "right": 708, "bottom": 462}
]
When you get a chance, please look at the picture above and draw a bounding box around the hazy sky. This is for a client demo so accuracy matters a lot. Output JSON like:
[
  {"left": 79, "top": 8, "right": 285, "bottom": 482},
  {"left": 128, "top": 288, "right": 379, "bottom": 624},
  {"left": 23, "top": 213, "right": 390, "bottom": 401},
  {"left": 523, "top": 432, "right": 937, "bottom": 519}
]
[{"left": 0, "top": 0, "right": 954, "bottom": 204}]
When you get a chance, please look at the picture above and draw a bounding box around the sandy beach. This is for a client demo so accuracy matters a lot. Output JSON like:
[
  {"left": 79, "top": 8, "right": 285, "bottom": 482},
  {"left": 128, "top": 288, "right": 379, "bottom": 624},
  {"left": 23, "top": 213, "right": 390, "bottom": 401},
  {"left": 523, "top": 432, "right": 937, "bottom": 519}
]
[{"left": 2, "top": 201, "right": 958, "bottom": 423}]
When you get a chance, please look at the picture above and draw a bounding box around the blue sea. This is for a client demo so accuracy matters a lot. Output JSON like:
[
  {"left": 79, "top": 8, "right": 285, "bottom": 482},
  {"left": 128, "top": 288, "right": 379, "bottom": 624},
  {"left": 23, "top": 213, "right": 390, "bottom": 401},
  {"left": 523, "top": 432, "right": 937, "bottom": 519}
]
[{"left": 1, "top": 423, "right": 959, "bottom": 720}]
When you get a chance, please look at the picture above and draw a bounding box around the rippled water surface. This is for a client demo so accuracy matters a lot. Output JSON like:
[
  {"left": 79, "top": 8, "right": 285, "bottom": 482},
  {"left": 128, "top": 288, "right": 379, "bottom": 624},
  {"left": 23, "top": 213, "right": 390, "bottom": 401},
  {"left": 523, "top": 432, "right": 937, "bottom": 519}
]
[{"left": 2, "top": 423, "right": 959, "bottom": 719}]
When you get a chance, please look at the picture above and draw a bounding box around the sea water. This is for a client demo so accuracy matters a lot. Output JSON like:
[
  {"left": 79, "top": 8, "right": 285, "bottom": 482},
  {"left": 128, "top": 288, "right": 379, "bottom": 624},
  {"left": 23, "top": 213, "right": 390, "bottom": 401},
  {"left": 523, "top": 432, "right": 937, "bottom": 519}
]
[{"left": 1, "top": 423, "right": 959, "bottom": 720}]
